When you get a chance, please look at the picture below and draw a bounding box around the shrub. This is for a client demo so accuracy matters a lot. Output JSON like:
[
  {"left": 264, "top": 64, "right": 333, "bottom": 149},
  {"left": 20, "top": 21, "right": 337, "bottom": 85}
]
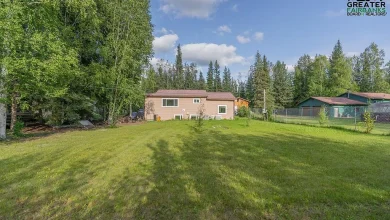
[
  {"left": 13, "top": 121, "right": 25, "bottom": 137},
  {"left": 359, "top": 111, "right": 375, "bottom": 134},
  {"left": 318, "top": 105, "right": 329, "bottom": 126},
  {"left": 237, "top": 106, "right": 249, "bottom": 117}
]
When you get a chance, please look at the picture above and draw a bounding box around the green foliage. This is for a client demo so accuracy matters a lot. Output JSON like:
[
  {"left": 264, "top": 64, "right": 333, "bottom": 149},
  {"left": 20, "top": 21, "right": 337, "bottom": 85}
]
[
  {"left": 12, "top": 120, "right": 24, "bottom": 137},
  {"left": 273, "top": 61, "right": 293, "bottom": 108},
  {"left": 207, "top": 61, "right": 214, "bottom": 91},
  {"left": 359, "top": 111, "right": 375, "bottom": 134},
  {"left": 214, "top": 60, "right": 222, "bottom": 92},
  {"left": 318, "top": 105, "right": 329, "bottom": 126},
  {"left": 237, "top": 106, "right": 250, "bottom": 117}
]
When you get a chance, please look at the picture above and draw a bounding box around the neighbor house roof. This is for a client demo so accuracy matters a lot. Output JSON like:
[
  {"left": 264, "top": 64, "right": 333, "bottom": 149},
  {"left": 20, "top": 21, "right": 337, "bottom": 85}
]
[
  {"left": 348, "top": 92, "right": 390, "bottom": 100},
  {"left": 147, "top": 90, "right": 236, "bottom": 101},
  {"left": 236, "top": 97, "right": 250, "bottom": 102},
  {"left": 311, "top": 97, "right": 367, "bottom": 106}
]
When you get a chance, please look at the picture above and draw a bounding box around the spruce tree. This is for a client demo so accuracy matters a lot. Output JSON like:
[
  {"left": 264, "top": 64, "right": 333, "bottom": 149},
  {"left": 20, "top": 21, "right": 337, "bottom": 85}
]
[
  {"left": 198, "top": 71, "right": 207, "bottom": 90},
  {"left": 246, "top": 67, "right": 255, "bottom": 106},
  {"left": 206, "top": 61, "right": 214, "bottom": 91},
  {"left": 214, "top": 60, "right": 222, "bottom": 91},
  {"left": 273, "top": 61, "right": 293, "bottom": 108},
  {"left": 222, "top": 66, "right": 230, "bottom": 91},
  {"left": 252, "top": 52, "right": 273, "bottom": 109},
  {"left": 175, "top": 44, "right": 184, "bottom": 89},
  {"left": 293, "top": 55, "right": 312, "bottom": 104},
  {"left": 328, "top": 40, "right": 353, "bottom": 96}
]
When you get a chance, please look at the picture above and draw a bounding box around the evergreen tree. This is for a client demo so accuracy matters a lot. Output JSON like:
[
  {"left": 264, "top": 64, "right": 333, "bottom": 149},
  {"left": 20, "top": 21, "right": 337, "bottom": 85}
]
[
  {"left": 328, "top": 40, "right": 353, "bottom": 96},
  {"left": 273, "top": 61, "right": 293, "bottom": 108},
  {"left": 238, "top": 81, "right": 246, "bottom": 99},
  {"left": 307, "top": 55, "right": 329, "bottom": 96},
  {"left": 214, "top": 60, "right": 222, "bottom": 91},
  {"left": 222, "top": 66, "right": 231, "bottom": 92},
  {"left": 175, "top": 44, "right": 184, "bottom": 89},
  {"left": 359, "top": 43, "right": 388, "bottom": 92},
  {"left": 198, "top": 71, "right": 207, "bottom": 90},
  {"left": 246, "top": 68, "right": 255, "bottom": 106},
  {"left": 252, "top": 52, "right": 273, "bottom": 109},
  {"left": 206, "top": 61, "right": 214, "bottom": 91},
  {"left": 293, "top": 54, "right": 312, "bottom": 104}
]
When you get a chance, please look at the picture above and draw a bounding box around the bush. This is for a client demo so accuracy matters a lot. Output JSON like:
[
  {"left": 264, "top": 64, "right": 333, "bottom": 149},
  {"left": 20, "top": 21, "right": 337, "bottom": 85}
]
[
  {"left": 237, "top": 106, "right": 249, "bottom": 117},
  {"left": 359, "top": 111, "right": 375, "bottom": 134},
  {"left": 13, "top": 121, "right": 25, "bottom": 137},
  {"left": 318, "top": 106, "right": 329, "bottom": 126}
]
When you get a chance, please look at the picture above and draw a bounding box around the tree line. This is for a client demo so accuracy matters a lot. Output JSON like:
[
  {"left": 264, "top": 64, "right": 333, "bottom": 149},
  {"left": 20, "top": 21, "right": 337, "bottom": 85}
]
[
  {"left": 0, "top": 0, "right": 153, "bottom": 133},
  {"left": 240, "top": 40, "right": 390, "bottom": 110},
  {"left": 142, "top": 45, "right": 238, "bottom": 94}
]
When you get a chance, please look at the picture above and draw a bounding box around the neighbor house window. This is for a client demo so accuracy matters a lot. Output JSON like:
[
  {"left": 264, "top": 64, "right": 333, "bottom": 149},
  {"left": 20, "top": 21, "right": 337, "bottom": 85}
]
[
  {"left": 162, "top": 98, "right": 178, "bottom": 107},
  {"left": 218, "top": 105, "right": 227, "bottom": 114},
  {"left": 193, "top": 98, "right": 200, "bottom": 104}
]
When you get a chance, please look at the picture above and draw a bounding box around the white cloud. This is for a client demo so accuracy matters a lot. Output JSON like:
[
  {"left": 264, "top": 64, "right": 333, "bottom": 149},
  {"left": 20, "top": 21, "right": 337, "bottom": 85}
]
[
  {"left": 232, "top": 4, "right": 238, "bottom": 12},
  {"left": 253, "top": 32, "right": 264, "bottom": 41},
  {"left": 325, "top": 9, "right": 345, "bottom": 17},
  {"left": 160, "top": 0, "right": 225, "bottom": 18},
  {"left": 237, "top": 35, "right": 251, "bottom": 44},
  {"left": 286, "top": 65, "right": 295, "bottom": 73},
  {"left": 346, "top": 52, "right": 360, "bottom": 57},
  {"left": 216, "top": 25, "right": 232, "bottom": 35},
  {"left": 153, "top": 34, "right": 179, "bottom": 54},
  {"left": 181, "top": 43, "right": 245, "bottom": 66}
]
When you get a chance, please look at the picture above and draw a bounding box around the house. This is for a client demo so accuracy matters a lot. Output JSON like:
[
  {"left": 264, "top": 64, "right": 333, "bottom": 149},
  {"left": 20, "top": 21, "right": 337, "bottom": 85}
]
[
  {"left": 235, "top": 97, "right": 250, "bottom": 111},
  {"left": 298, "top": 97, "right": 367, "bottom": 118},
  {"left": 145, "top": 90, "right": 236, "bottom": 121},
  {"left": 338, "top": 92, "right": 390, "bottom": 104}
]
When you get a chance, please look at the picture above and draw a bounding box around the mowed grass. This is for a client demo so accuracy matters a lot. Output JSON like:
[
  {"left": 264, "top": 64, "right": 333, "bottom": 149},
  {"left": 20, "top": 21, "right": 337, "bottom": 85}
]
[{"left": 1, "top": 120, "right": 390, "bottom": 219}]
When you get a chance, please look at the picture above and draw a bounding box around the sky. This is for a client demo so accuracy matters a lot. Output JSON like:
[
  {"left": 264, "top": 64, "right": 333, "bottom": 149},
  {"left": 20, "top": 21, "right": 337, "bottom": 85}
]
[{"left": 150, "top": 0, "right": 390, "bottom": 79}]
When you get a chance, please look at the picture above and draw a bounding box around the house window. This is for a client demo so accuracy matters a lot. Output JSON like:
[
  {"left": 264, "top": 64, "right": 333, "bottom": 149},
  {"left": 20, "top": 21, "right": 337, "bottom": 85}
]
[
  {"left": 162, "top": 99, "right": 178, "bottom": 107},
  {"left": 193, "top": 98, "right": 200, "bottom": 104},
  {"left": 174, "top": 114, "right": 183, "bottom": 120},
  {"left": 218, "top": 105, "right": 227, "bottom": 114}
]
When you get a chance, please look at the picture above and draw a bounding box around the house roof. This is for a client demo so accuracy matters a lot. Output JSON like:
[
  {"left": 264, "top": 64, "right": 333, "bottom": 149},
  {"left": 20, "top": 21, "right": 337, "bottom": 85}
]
[
  {"left": 147, "top": 90, "right": 208, "bottom": 98},
  {"left": 207, "top": 92, "right": 236, "bottom": 101},
  {"left": 348, "top": 92, "right": 390, "bottom": 100},
  {"left": 311, "top": 97, "right": 367, "bottom": 106},
  {"left": 147, "top": 90, "right": 236, "bottom": 101}
]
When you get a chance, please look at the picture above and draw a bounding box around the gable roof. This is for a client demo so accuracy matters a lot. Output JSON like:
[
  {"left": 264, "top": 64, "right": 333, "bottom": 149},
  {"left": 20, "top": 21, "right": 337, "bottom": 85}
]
[
  {"left": 207, "top": 92, "right": 236, "bottom": 101},
  {"left": 147, "top": 90, "right": 236, "bottom": 101},
  {"left": 310, "top": 97, "right": 367, "bottom": 106},
  {"left": 346, "top": 92, "right": 390, "bottom": 100},
  {"left": 147, "top": 90, "right": 208, "bottom": 98}
]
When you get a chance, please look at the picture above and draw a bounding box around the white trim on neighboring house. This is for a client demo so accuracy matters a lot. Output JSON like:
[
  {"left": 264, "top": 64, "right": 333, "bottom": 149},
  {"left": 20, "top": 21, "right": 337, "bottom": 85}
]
[
  {"left": 162, "top": 98, "right": 179, "bottom": 107},
  {"left": 174, "top": 114, "right": 183, "bottom": 120},
  {"left": 193, "top": 98, "right": 200, "bottom": 104},
  {"left": 190, "top": 114, "right": 199, "bottom": 120},
  {"left": 218, "top": 105, "right": 227, "bottom": 114}
]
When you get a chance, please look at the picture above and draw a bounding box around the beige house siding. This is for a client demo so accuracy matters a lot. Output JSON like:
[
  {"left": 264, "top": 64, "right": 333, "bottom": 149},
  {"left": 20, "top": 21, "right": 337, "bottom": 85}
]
[
  {"left": 145, "top": 97, "right": 234, "bottom": 121},
  {"left": 205, "top": 100, "right": 235, "bottom": 119}
]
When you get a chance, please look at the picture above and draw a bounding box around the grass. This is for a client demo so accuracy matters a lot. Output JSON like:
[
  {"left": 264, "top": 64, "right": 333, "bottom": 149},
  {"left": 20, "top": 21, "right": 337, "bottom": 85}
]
[{"left": 1, "top": 120, "right": 390, "bottom": 219}]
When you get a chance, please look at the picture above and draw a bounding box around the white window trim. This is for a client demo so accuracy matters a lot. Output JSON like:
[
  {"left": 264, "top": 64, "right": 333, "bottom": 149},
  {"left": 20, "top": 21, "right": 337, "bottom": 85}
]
[
  {"left": 218, "top": 105, "right": 227, "bottom": 114},
  {"left": 190, "top": 114, "right": 199, "bottom": 120},
  {"left": 162, "top": 98, "right": 179, "bottom": 108},
  {"left": 174, "top": 114, "right": 183, "bottom": 120},
  {"left": 193, "top": 98, "right": 201, "bottom": 104}
]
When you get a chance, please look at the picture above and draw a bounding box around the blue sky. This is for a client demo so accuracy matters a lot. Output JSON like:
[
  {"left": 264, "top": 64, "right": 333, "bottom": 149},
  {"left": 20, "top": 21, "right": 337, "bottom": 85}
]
[{"left": 151, "top": 0, "right": 390, "bottom": 78}]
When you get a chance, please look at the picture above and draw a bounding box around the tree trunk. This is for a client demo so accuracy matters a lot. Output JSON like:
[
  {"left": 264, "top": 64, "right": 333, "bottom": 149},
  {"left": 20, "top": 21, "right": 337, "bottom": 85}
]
[{"left": 10, "top": 92, "right": 17, "bottom": 131}]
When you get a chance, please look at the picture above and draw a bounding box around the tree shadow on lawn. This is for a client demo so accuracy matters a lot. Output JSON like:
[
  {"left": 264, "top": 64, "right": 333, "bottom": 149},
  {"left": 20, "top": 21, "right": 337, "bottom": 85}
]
[
  {"left": 0, "top": 143, "right": 128, "bottom": 219},
  {"left": 129, "top": 130, "right": 390, "bottom": 219}
]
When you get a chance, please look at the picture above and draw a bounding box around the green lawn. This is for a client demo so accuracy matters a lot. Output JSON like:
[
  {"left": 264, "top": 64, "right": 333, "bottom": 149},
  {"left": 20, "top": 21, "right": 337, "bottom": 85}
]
[{"left": 1, "top": 120, "right": 390, "bottom": 219}]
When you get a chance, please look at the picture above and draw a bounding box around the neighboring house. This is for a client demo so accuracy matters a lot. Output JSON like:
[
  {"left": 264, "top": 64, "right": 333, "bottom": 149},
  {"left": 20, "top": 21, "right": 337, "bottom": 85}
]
[
  {"left": 235, "top": 98, "right": 250, "bottom": 112},
  {"left": 145, "top": 90, "right": 236, "bottom": 121},
  {"left": 298, "top": 97, "right": 367, "bottom": 118},
  {"left": 338, "top": 92, "right": 390, "bottom": 104}
]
